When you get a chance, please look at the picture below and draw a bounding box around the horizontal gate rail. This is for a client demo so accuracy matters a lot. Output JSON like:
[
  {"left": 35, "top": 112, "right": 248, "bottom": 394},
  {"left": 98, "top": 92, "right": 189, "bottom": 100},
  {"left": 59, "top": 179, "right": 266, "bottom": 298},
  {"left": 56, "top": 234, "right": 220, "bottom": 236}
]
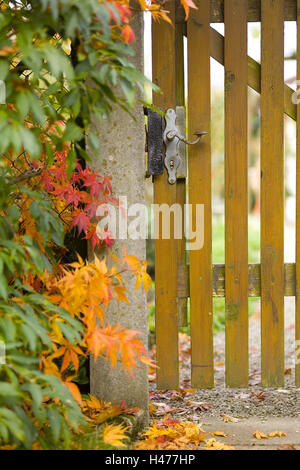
[{"left": 178, "top": 263, "right": 297, "bottom": 298}]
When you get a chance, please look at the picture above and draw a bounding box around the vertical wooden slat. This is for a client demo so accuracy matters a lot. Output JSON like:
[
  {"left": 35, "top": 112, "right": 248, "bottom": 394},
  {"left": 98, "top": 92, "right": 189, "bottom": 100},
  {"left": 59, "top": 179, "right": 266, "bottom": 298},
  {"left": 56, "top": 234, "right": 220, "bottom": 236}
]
[
  {"left": 187, "top": 0, "right": 214, "bottom": 388},
  {"left": 175, "top": 14, "right": 188, "bottom": 327},
  {"left": 296, "top": 0, "right": 300, "bottom": 387},
  {"left": 152, "top": 2, "right": 179, "bottom": 389},
  {"left": 224, "top": 0, "right": 249, "bottom": 387},
  {"left": 261, "top": 0, "right": 285, "bottom": 387}
]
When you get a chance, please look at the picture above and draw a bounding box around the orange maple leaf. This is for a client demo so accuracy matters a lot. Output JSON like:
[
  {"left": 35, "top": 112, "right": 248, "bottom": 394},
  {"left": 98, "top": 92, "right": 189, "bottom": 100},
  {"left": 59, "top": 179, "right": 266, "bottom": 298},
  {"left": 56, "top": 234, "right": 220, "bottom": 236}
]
[{"left": 181, "top": 0, "right": 197, "bottom": 20}]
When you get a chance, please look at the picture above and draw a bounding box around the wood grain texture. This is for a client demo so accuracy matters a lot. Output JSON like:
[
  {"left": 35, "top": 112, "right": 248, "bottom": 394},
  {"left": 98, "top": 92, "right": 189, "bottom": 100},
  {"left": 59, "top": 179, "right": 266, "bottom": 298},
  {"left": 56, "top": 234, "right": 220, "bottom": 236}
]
[
  {"left": 261, "top": 0, "right": 285, "bottom": 387},
  {"left": 180, "top": 263, "right": 296, "bottom": 298},
  {"left": 175, "top": 15, "right": 188, "bottom": 327},
  {"left": 296, "top": 0, "right": 300, "bottom": 387},
  {"left": 152, "top": 1, "right": 179, "bottom": 389},
  {"left": 224, "top": 0, "right": 248, "bottom": 387},
  {"left": 187, "top": 0, "right": 214, "bottom": 388}
]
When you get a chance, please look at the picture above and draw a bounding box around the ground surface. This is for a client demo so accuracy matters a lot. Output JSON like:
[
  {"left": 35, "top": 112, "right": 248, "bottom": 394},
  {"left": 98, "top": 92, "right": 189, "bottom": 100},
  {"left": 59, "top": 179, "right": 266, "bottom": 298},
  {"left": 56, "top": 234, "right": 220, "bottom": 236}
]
[
  {"left": 202, "top": 417, "right": 300, "bottom": 450},
  {"left": 191, "top": 297, "right": 300, "bottom": 419},
  {"left": 149, "top": 298, "right": 300, "bottom": 449}
]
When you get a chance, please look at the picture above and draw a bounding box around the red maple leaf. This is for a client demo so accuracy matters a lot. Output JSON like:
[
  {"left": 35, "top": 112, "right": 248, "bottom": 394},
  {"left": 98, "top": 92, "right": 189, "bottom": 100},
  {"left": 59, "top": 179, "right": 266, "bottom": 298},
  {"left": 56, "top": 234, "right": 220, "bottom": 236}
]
[
  {"left": 122, "top": 24, "right": 135, "bottom": 43},
  {"left": 81, "top": 169, "right": 104, "bottom": 198},
  {"left": 64, "top": 186, "right": 82, "bottom": 207},
  {"left": 85, "top": 224, "right": 100, "bottom": 249},
  {"left": 72, "top": 211, "right": 90, "bottom": 234}
]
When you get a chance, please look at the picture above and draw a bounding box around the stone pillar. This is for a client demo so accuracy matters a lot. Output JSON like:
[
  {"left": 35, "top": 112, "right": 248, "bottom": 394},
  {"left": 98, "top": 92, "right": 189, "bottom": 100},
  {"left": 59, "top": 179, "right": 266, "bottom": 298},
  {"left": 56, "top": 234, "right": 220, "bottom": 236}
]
[{"left": 89, "top": 13, "right": 148, "bottom": 421}]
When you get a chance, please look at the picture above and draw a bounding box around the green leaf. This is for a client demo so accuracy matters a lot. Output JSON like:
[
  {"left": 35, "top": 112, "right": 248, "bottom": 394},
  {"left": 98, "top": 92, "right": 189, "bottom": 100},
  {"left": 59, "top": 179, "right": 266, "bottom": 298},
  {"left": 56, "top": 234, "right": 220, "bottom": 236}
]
[
  {"left": 21, "top": 383, "right": 43, "bottom": 409},
  {"left": 64, "top": 148, "right": 75, "bottom": 181},
  {"left": 0, "top": 382, "right": 20, "bottom": 397},
  {"left": 14, "top": 406, "right": 37, "bottom": 448},
  {"left": 0, "top": 408, "right": 24, "bottom": 442},
  {"left": 48, "top": 407, "right": 62, "bottom": 443},
  {"left": 63, "top": 121, "right": 83, "bottom": 143},
  {"left": 16, "top": 92, "right": 30, "bottom": 120},
  {"left": 21, "top": 324, "right": 37, "bottom": 351},
  {"left": 19, "top": 127, "right": 41, "bottom": 159},
  {"left": 0, "top": 272, "right": 8, "bottom": 300},
  {"left": 120, "top": 77, "right": 135, "bottom": 107}
]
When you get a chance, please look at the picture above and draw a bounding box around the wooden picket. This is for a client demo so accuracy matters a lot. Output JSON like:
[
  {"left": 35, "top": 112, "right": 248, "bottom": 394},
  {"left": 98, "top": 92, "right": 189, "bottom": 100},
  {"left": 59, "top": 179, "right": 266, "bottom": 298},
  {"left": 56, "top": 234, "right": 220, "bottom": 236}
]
[
  {"left": 296, "top": 0, "right": 300, "bottom": 387},
  {"left": 152, "top": 0, "right": 299, "bottom": 389},
  {"left": 224, "top": 0, "right": 249, "bottom": 387},
  {"left": 187, "top": 0, "right": 214, "bottom": 388},
  {"left": 152, "top": 1, "right": 179, "bottom": 389},
  {"left": 175, "top": 18, "right": 188, "bottom": 329},
  {"left": 261, "top": 0, "right": 285, "bottom": 387}
]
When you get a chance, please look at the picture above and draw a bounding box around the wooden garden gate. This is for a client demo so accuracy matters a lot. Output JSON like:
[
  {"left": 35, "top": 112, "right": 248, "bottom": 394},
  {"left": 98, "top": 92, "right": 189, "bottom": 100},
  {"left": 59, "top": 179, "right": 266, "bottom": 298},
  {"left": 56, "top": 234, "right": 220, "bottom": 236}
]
[{"left": 151, "top": 0, "right": 300, "bottom": 389}]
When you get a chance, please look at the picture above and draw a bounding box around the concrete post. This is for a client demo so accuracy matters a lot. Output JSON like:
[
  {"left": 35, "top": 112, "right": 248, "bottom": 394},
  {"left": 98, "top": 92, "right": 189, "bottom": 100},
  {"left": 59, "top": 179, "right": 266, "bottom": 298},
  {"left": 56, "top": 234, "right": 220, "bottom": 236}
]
[{"left": 89, "top": 13, "right": 148, "bottom": 421}]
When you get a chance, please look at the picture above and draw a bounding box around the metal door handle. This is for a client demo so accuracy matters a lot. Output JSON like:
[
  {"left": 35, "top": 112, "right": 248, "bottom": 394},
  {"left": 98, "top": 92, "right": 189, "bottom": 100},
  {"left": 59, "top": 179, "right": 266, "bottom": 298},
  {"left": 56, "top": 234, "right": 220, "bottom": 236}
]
[
  {"left": 166, "top": 130, "right": 208, "bottom": 146},
  {"left": 163, "top": 108, "right": 208, "bottom": 184}
]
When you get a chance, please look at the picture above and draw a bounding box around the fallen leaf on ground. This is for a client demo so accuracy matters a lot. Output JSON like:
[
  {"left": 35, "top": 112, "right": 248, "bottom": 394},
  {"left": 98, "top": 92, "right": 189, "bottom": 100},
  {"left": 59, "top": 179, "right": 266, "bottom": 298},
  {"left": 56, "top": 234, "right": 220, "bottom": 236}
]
[
  {"left": 150, "top": 402, "right": 182, "bottom": 416},
  {"left": 269, "top": 431, "right": 287, "bottom": 438},
  {"left": 136, "top": 418, "right": 207, "bottom": 450},
  {"left": 277, "top": 444, "right": 296, "bottom": 450},
  {"left": 82, "top": 396, "right": 138, "bottom": 424},
  {"left": 251, "top": 390, "right": 269, "bottom": 401},
  {"left": 211, "top": 431, "right": 228, "bottom": 437},
  {"left": 284, "top": 368, "right": 292, "bottom": 375},
  {"left": 253, "top": 430, "right": 269, "bottom": 440},
  {"left": 204, "top": 438, "right": 235, "bottom": 450},
  {"left": 102, "top": 423, "right": 130, "bottom": 448},
  {"left": 185, "top": 401, "right": 212, "bottom": 412},
  {"left": 149, "top": 403, "right": 158, "bottom": 416},
  {"left": 222, "top": 414, "right": 239, "bottom": 423}
]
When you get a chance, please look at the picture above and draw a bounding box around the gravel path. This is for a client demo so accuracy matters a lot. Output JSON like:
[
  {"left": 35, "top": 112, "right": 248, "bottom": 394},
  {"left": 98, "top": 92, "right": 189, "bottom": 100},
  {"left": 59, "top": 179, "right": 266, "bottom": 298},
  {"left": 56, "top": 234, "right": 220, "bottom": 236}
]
[
  {"left": 150, "top": 298, "right": 300, "bottom": 421},
  {"left": 189, "top": 297, "right": 300, "bottom": 419}
]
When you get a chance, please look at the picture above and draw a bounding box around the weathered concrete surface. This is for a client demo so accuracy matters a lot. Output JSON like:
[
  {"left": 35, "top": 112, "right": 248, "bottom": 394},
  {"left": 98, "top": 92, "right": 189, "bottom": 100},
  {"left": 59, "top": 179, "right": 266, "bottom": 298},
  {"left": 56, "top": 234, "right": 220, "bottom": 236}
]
[
  {"left": 202, "top": 417, "right": 300, "bottom": 450},
  {"left": 89, "top": 13, "right": 148, "bottom": 423}
]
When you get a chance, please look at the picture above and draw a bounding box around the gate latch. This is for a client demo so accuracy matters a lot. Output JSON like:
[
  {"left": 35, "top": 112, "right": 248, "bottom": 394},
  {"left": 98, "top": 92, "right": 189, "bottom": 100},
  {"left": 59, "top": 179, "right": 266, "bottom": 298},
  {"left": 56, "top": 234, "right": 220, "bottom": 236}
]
[{"left": 163, "top": 108, "right": 207, "bottom": 185}]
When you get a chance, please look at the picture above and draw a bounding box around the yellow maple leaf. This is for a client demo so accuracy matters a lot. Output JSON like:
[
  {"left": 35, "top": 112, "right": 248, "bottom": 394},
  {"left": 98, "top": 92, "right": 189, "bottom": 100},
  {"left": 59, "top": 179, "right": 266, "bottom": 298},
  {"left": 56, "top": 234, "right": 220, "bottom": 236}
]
[
  {"left": 135, "top": 438, "right": 158, "bottom": 450},
  {"left": 268, "top": 431, "right": 288, "bottom": 438},
  {"left": 140, "top": 420, "right": 207, "bottom": 450},
  {"left": 102, "top": 423, "right": 130, "bottom": 448},
  {"left": 204, "top": 438, "right": 235, "bottom": 450},
  {"left": 149, "top": 403, "right": 158, "bottom": 416},
  {"left": 211, "top": 431, "right": 228, "bottom": 437},
  {"left": 253, "top": 430, "right": 269, "bottom": 440},
  {"left": 222, "top": 414, "right": 239, "bottom": 423},
  {"left": 84, "top": 394, "right": 102, "bottom": 410}
]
